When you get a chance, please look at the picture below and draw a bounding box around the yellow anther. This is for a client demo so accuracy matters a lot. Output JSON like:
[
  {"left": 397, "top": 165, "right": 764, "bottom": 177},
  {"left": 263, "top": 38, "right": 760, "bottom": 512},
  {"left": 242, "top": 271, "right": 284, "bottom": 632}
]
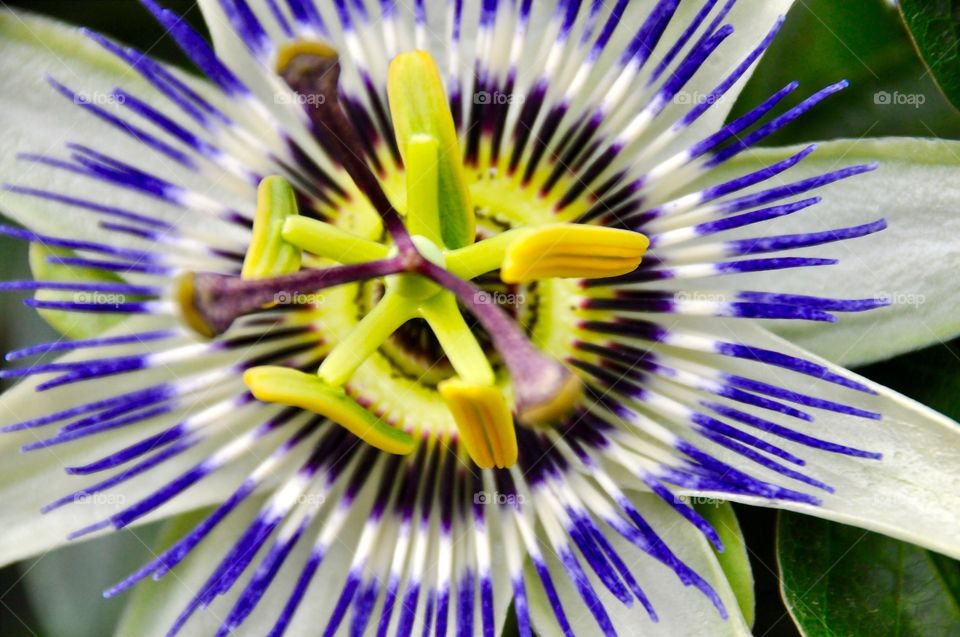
[
  {"left": 282, "top": 216, "right": 389, "bottom": 264},
  {"left": 500, "top": 224, "right": 649, "bottom": 283},
  {"left": 275, "top": 40, "right": 338, "bottom": 74},
  {"left": 241, "top": 176, "right": 303, "bottom": 280},
  {"left": 173, "top": 272, "right": 216, "bottom": 339},
  {"left": 438, "top": 378, "right": 518, "bottom": 469},
  {"left": 245, "top": 366, "right": 415, "bottom": 455},
  {"left": 388, "top": 50, "right": 475, "bottom": 249}
]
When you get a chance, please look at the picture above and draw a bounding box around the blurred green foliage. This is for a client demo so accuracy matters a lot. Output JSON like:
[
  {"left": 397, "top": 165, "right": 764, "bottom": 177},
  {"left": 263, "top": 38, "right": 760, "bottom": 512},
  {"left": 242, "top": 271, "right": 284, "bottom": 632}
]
[
  {"left": 733, "top": 0, "right": 960, "bottom": 143},
  {"left": 779, "top": 512, "right": 960, "bottom": 637},
  {"left": 899, "top": 0, "right": 960, "bottom": 113}
]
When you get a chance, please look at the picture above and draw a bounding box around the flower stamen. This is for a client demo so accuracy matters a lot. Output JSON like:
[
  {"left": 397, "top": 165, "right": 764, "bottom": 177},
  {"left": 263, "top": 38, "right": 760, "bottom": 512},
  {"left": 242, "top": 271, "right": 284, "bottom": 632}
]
[
  {"left": 277, "top": 41, "right": 415, "bottom": 254},
  {"left": 317, "top": 288, "right": 416, "bottom": 387},
  {"left": 240, "top": 176, "right": 303, "bottom": 280},
  {"left": 418, "top": 293, "right": 495, "bottom": 387},
  {"left": 244, "top": 366, "right": 415, "bottom": 454},
  {"left": 438, "top": 378, "right": 516, "bottom": 469},
  {"left": 404, "top": 134, "right": 444, "bottom": 245},
  {"left": 418, "top": 261, "right": 583, "bottom": 426},
  {"left": 500, "top": 224, "right": 650, "bottom": 283},
  {"left": 281, "top": 216, "right": 388, "bottom": 264},
  {"left": 443, "top": 224, "right": 650, "bottom": 282},
  {"left": 388, "top": 50, "right": 475, "bottom": 249}
]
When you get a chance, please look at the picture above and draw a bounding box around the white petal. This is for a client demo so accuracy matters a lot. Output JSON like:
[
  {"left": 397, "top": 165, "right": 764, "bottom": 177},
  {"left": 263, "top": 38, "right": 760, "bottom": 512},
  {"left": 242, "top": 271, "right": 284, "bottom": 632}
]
[
  {"left": 527, "top": 491, "right": 751, "bottom": 637},
  {"left": 125, "top": 501, "right": 342, "bottom": 636},
  {"left": 114, "top": 469, "right": 511, "bottom": 636},
  {"left": 657, "top": 0, "right": 796, "bottom": 158},
  {"left": 699, "top": 138, "right": 960, "bottom": 367},
  {"left": 0, "top": 317, "right": 296, "bottom": 567},
  {"left": 675, "top": 317, "right": 960, "bottom": 560},
  {"left": 114, "top": 496, "right": 357, "bottom": 637},
  {"left": 0, "top": 10, "right": 253, "bottom": 248},
  {"left": 195, "top": 0, "right": 792, "bottom": 156},
  {"left": 114, "top": 503, "right": 268, "bottom": 636}
]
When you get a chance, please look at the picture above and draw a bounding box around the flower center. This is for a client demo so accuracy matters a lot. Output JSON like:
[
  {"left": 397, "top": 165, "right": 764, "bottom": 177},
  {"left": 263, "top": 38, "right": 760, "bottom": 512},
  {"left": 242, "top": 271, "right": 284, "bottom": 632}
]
[
  {"left": 172, "top": 46, "right": 649, "bottom": 470},
  {"left": 386, "top": 235, "right": 446, "bottom": 301}
]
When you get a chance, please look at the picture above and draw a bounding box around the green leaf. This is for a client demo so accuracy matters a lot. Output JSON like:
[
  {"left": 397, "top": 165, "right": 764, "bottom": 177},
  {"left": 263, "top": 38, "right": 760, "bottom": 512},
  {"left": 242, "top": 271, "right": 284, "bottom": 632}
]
[
  {"left": 778, "top": 512, "right": 960, "bottom": 637},
  {"left": 28, "top": 242, "right": 129, "bottom": 339},
  {"left": 734, "top": 0, "right": 960, "bottom": 143},
  {"left": 899, "top": 0, "right": 960, "bottom": 112},
  {"left": 695, "top": 502, "right": 755, "bottom": 628}
]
